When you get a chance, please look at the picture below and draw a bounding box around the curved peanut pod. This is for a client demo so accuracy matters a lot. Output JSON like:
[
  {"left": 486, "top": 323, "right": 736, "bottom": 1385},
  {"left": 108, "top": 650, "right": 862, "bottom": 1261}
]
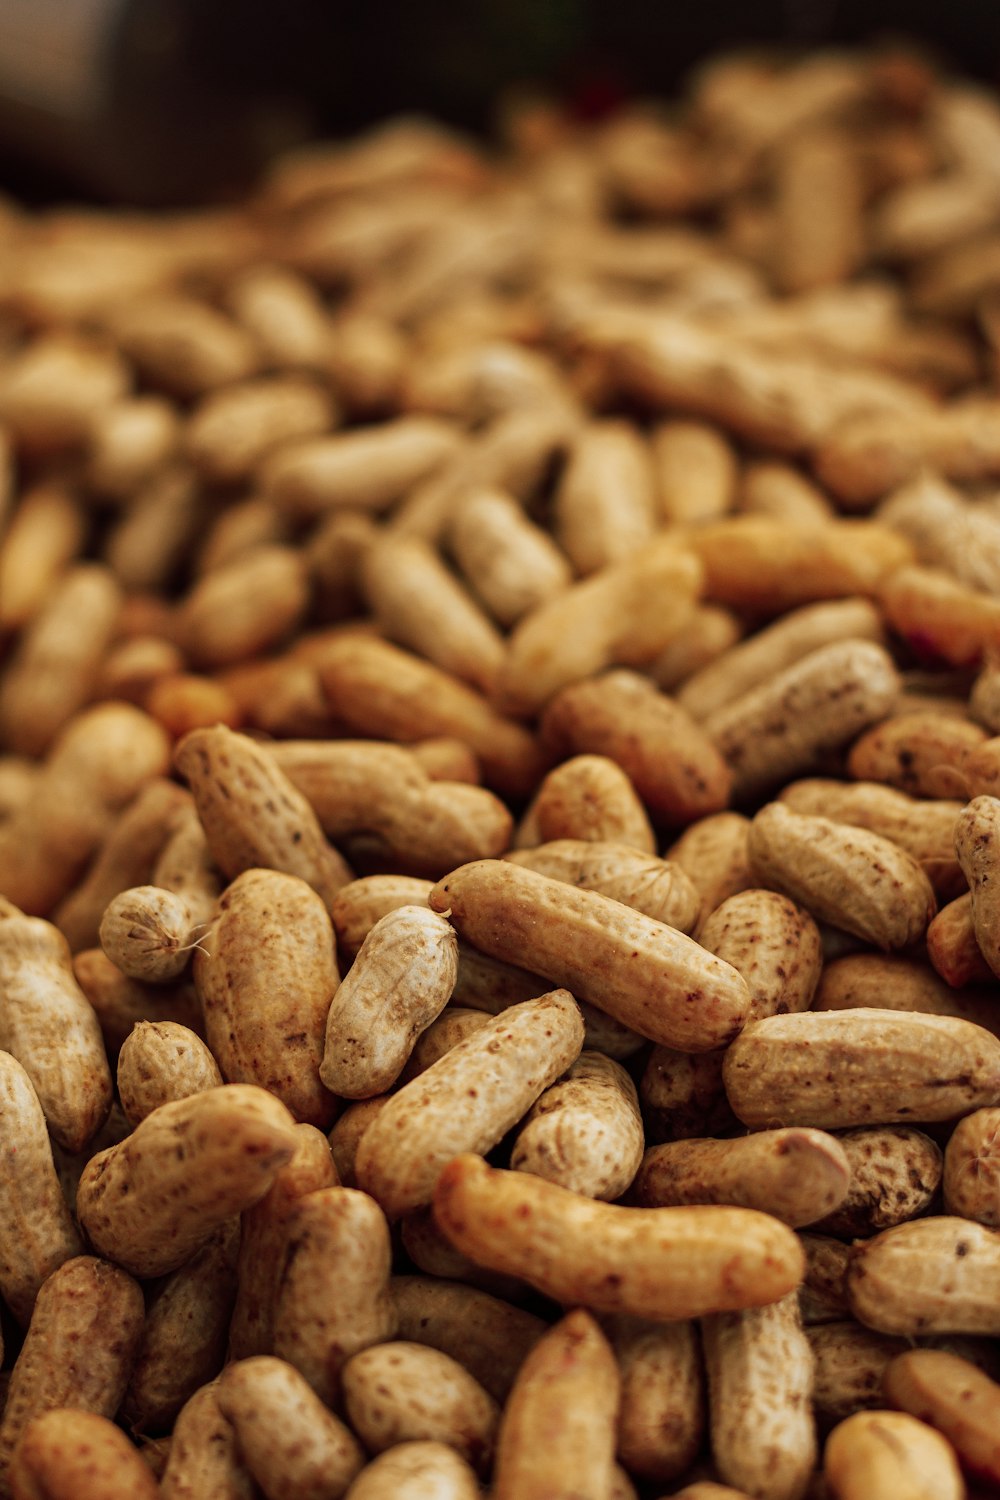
[
  {"left": 848, "top": 1218, "right": 1000, "bottom": 1336},
  {"left": 321, "top": 906, "right": 457, "bottom": 1099},
  {"left": 123, "top": 1220, "right": 239, "bottom": 1433},
  {"left": 273, "top": 1186, "right": 396, "bottom": 1407},
  {"left": 944, "top": 1107, "right": 1000, "bottom": 1227},
  {"left": 10, "top": 1410, "right": 160, "bottom": 1500},
  {"left": 174, "top": 725, "right": 351, "bottom": 908},
  {"left": 816, "top": 1128, "right": 942, "bottom": 1238},
  {"left": 76, "top": 1084, "right": 299, "bottom": 1278},
  {"left": 217, "top": 1357, "right": 365, "bottom": 1500},
  {"left": 428, "top": 860, "right": 750, "bottom": 1051},
  {"left": 814, "top": 954, "right": 1000, "bottom": 1036},
  {"left": 807, "top": 1320, "right": 908, "bottom": 1427},
  {"left": 955, "top": 795, "right": 1000, "bottom": 978},
  {"left": 506, "top": 841, "right": 701, "bottom": 933},
  {"left": 343, "top": 1343, "right": 499, "bottom": 1475},
  {"left": 824, "top": 1410, "right": 964, "bottom": 1500},
  {"left": 554, "top": 420, "right": 657, "bottom": 576},
  {"left": 228, "top": 1122, "right": 337, "bottom": 1362},
  {"left": 604, "top": 1316, "right": 704, "bottom": 1483},
  {"left": 116, "top": 1021, "right": 222, "bottom": 1127},
  {"left": 449, "top": 484, "right": 572, "bottom": 627},
  {"left": 0, "top": 911, "right": 113, "bottom": 1152},
  {"left": 355, "top": 989, "right": 585, "bottom": 1218},
  {"left": 0, "top": 1051, "right": 81, "bottom": 1325},
  {"left": 493, "top": 1310, "right": 619, "bottom": 1500},
  {"left": 433, "top": 1154, "right": 805, "bottom": 1320},
  {"left": 702, "top": 1292, "right": 817, "bottom": 1500},
  {"left": 0, "top": 1256, "right": 145, "bottom": 1490},
  {"left": 723, "top": 1010, "right": 1000, "bottom": 1129},
  {"left": 342, "top": 1442, "right": 480, "bottom": 1500},
  {"left": 698, "top": 888, "right": 823, "bottom": 1020},
  {"left": 510, "top": 1051, "right": 644, "bottom": 1201},
  {"left": 389, "top": 1276, "right": 546, "bottom": 1404},
  {"left": 161, "top": 1382, "right": 257, "bottom": 1500},
  {"left": 883, "top": 1348, "right": 1000, "bottom": 1487},
  {"left": 747, "top": 802, "right": 937, "bottom": 950},
  {"left": 195, "top": 869, "right": 339, "bottom": 1127},
  {"left": 634, "top": 1129, "right": 850, "bottom": 1228}
]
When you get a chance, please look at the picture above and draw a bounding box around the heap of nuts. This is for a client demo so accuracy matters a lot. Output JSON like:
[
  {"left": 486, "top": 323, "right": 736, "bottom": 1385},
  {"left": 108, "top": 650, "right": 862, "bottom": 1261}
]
[{"left": 4, "top": 40, "right": 1000, "bottom": 1500}]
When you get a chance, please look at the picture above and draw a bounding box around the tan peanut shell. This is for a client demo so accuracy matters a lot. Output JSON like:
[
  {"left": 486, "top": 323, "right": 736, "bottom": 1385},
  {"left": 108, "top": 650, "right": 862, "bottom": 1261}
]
[
  {"left": 492, "top": 1310, "right": 619, "bottom": 1500},
  {"left": 955, "top": 795, "right": 1000, "bottom": 978},
  {"left": 817, "top": 1127, "right": 943, "bottom": 1238},
  {"left": 848, "top": 1217, "right": 1000, "bottom": 1336},
  {"left": 194, "top": 869, "right": 338, "bottom": 1127},
  {"left": 878, "top": 563, "right": 1000, "bottom": 668},
  {"left": 9, "top": 1410, "right": 160, "bottom": 1500},
  {"left": 823, "top": 1409, "right": 964, "bottom": 1500},
  {"left": 807, "top": 1319, "right": 908, "bottom": 1426},
  {"left": 216, "top": 1357, "right": 365, "bottom": 1500},
  {"left": 328, "top": 1099, "right": 388, "bottom": 1189},
  {"left": 389, "top": 1276, "right": 546, "bottom": 1404},
  {"left": 72, "top": 949, "right": 204, "bottom": 1060},
  {"left": 397, "top": 1007, "right": 491, "bottom": 1079},
  {"left": 698, "top": 888, "right": 823, "bottom": 1019},
  {"left": 116, "top": 1021, "right": 222, "bottom": 1127},
  {"left": 76, "top": 1084, "right": 299, "bottom": 1278},
  {"left": 343, "top": 1343, "right": 499, "bottom": 1475},
  {"left": 747, "top": 802, "right": 937, "bottom": 950},
  {"left": 185, "top": 374, "right": 333, "bottom": 482},
  {"left": 433, "top": 1153, "right": 805, "bottom": 1320},
  {"left": 272, "top": 1186, "right": 396, "bottom": 1406},
  {"left": 604, "top": 1316, "right": 704, "bottom": 1483},
  {"left": 160, "top": 1381, "right": 257, "bottom": 1500},
  {"left": 814, "top": 953, "right": 1000, "bottom": 1035},
  {"left": 554, "top": 419, "right": 656, "bottom": 574},
  {"left": 400, "top": 1205, "right": 528, "bottom": 1304},
  {"left": 331, "top": 874, "right": 435, "bottom": 959},
  {"left": 518, "top": 753, "right": 656, "bottom": 853},
  {"left": 723, "top": 1010, "right": 1000, "bottom": 1128},
  {"left": 667, "top": 812, "right": 754, "bottom": 924},
  {"left": 448, "top": 485, "right": 572, "bottom": 626},
  {"left": 428, "top": 860, "right": 751, "bottom": 1051},
  {"left": 702, "top": 1292, "right": 817, "bottom": 1500},
  {"left": 944, "top": 1107, "right": 1000, "bottom": 1226},
  {"left": 927, "top": 892, "right": 995, "bottom": 987},
  {"left": 263, "top": 415, "right": 462, "bottom": 517},
  {"left": 506, "top": 840, "right": 701, "bottom": 932},
  {"left": 342, "top": 1442, "right": 479, "bottom": 1500},
  {"left": 634, "top": 1129, "right": 850, "bottom": 1227},
  {"left": 882, "top": 1348, "right": 1000, "bottom": 1486},
  {"left": 320, "top": 905, "right": 457, "bottom": 1098},
  {"left": 647, "top": 604, "right": 743, "bottom": 693},
  {"left": 354, "top": 989, "right": 585, "bottom": 1218},
  {"left": 799, "top": 1236, "right": 852, "bottom": 1325},
  {"left": 847, "top": 711, "right": 986, "bottom": 797},
  {"left": 99, "top": 885, "right": 200, "bottom": 986},
  {"left": 510, "top": 1050, "right": 644, "bottom": 1200},
  {"left": 652, "top": 418, "right": 738, "bottom": 525}
]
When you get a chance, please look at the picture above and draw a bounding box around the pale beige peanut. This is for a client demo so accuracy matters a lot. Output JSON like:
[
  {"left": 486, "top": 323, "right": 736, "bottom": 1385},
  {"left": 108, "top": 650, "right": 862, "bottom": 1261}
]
[
  {"left": 174, "top": 725, "right": 351, "bottom": 908},
  {"left": 507, "top": 841, "right": 701, "bottom": 933},
  {"left": 263, "top": 415, "right": 462, "bottom": 517},
  {"left": 9, "top": 1410, "right": 159, "bottom": 1500},
  {"left": 108, "top": 294, "right": 259, "bottom": 396},
  {"left": 343, "top": 1443, "right": 479, "bottom": 1500},
  {"left": 955, "top": 795, "right": 1000, "bottom": 978},
  {"left": 604, "top": 1316, "right": 703, "bottom": 1483},
  {"left": 879, "top": 563, "right": 1000, "bottom": 667},
  {"left": 343, "top": 1343, "right": 499, "bottom": 1475},
  {"left": 396, "top": 1003, "right": 488, "bottom": 1077},
  {"left": 185, "top": 374, "right": 334, "bottom": 482},
  {"left": 807, "top": 1320, "right": 909, "bottom": 1427},
  {"left": 355, "top": 989, "right": 585, "bottom": 1218},
  {"left": 817, "top": 1128, "right": 943, "bottom": 1238},
  {"left": 848, "top": 711, "right": 985, "bottom": 796},
  {"left": 76, "top": 1084, "right": 298, "bottom": 1278},
  {"left": 724, "top": 1010, "right": 1000, "bottom": 1129},
  {"left": 360, "top": 532, "right": 506, "bottom": 694},
  {"left": 228, "top": 1122, "right": 337, "bottom": 1362},
  {"left": 541, "top": 670, "right": 733, "bottom": 827},
  {"left": 217, "top": 1357, "right": 364, "bottom": 1500},
  {"left": 779, "top": 780, "right": 964, "bottom": 900},
  {"left": 389, "top": 1276, "right": 545, "bottom": 1404},
  {"left": 196, "top": 493, "right": 288, "bottom": 577},
  {"left": 943, "top": 1108, "right": 1000, "bottom": 1227},
  {"left": 99, "top": 885, "right": 203, "bottom": 987},
  {"left": 194, "top": 869, "right": 338, "bottom": 1128},
  {"left": 747, "top": 802, "right": 936, "bottom": 950},
  {"left": 0, "top": 759, "right": 39, "bottom": 822},
  {"left": 321, "top": 905, "right": 456, "bottom": 1099},
  {"left": 273, "top": 1186, "right": 396, "bottom": 1406},
  {"left": 402, "top": 338, "right": 569, "bottom": 423},
  {"left": 647, "top": 605, "right": 744, "bottom": 692},
  {"left": 813, "top": 954, "right": 1000, "bottom": 1036},
  {"left": 510, "top": 1051, "right": 644, "bottom": 1201},
  {"left": 492, "top": 1309, "right": 619, "bottom": 1500},
  {"left": 0, "top": 910, "right": 113, "bottom": 1153},
  {"left": 85, "top": 394, "right": 180, "bottom": 499},
  {"left": 399, "top": 1206, "right": 528, "bottom": 1304},
  {"left": 0, "top": 565, "right": 122, "bottom": 758},
  {"left": 175, "top": 544, "right": 310, "bottom": 670},
  {"left": 496, "top": 538, "right": 703, "bottom": 717},
  {"left": 428, "top": 860, "right": 750, "bottom": 1051},
  {"left": 799, "top": 1236, "right": 852, "bottom": 1325},
  {"left": 739, "top": 459, "right": 834, "bottom": 526},
  {"left": 848, "top": 1217, "right": 1000, "bottom": 1336},
  {"left": 0, "top": 485, "right": 85, "bottom": 635},
  {"left": 677, "top": 597, "right": 884, "bottom": 723},
  {"left": 0, "top": 333, "right": 128, "bottom": 452},
  {"left": 667, "top": 812, "right": 754, "bottom": 926},
  {"left": 651, "top": 418, "right": 738, "bottom": 525},
  {"left": 518, "top": 755, "right": 656, "bottom": 854},
  {"left": 0, "top": 1052, "right": 81, "bottom": 1325},
  {"left": 328, "top": 1100, "right": 388, "bottom": 1189},
  {"left": 331, "top": 875, "right": 434, "bottom": 961},
  {"left": 883, "top": 1348, "right": 1000, "bottom": 1486},
  {"left": 554, "top": 419, "right": 657, "bottom": 574},
  {"left": 147, "top": 797, "right": 221, "bottom": 941},
  {"left": 966, "top": 736, "right": 1000, "bottom": 799},
  {"left": 634, "top": 1129, "right": 850, "bottom": 1227},
  {"left": 225, "top": 262, "right": 334, "bottom": 371},
  {"left": 73, "top": 949, "right": 203, "bottom": 1060},
  {"left": 408, "top": 737, "right": 480, "bottom": 783},
  {"left": 927, "top": 893, "right": 994, "bottom": 987},
  {"left": 0, "top": 1256, "right": 144, "bottom": 1493},
  {"left": 315, "top": 634, "right": 546, "bottom": 799},
  {"left": 704, "top": 639, "right": 901, "bottom": 802},
  {"left": 702, "top": 1292, "right": 816, "bottom": 1500},
  {"left": 434, "top": 1154, "right": 805, "bottom": 1319},
  {"left": 448, "top": 486, "right": 572, "bottom": 627},
  {"left": 816, "top": 398, "right": 1000, "bottom": 508},
  {"left": 160, "top": 1382, "right": 257, "bottom": 1500},
  {"left": 699, "top": 888, "right": 823, "bottom": 1019},
  {"left": 123, "top": 1220, "right": 239, "bottom": 1433},
  {"left": 823, "top": 1409, "right": 964, "bottom": 1500},
  {"left": 116, "top": 1022, "right": 222, "bottom": 1128}
]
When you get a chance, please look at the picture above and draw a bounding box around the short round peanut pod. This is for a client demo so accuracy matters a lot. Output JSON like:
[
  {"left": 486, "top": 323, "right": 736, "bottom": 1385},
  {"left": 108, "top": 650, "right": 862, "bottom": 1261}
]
[
  {"left": 342, "top": 1442, "right": 480, "bottom": 1500},
  {"left": 824, "top": 1409, "right": 964, "bottom": 1500},
  {"left": 117, "top": 1021, "right": 222, "bottom": 1127},
  {"left": 99, "top": 885, "right": 197, "bottom": 984},
  {"left": 943, "top": 1108, "right": 1000, "bottom": 1227},
  {"left": 510, "top": 1051, "right": 644, "bottom": 1201},
  {"left": 10, "top": 1410, "right": 160, "bottom": 1500}
]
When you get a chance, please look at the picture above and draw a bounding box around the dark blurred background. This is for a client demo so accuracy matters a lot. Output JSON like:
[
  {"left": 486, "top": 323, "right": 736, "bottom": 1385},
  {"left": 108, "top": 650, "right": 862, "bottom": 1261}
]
[{"left": 2, "top": 0, "right": 1000, "bottom": 204}]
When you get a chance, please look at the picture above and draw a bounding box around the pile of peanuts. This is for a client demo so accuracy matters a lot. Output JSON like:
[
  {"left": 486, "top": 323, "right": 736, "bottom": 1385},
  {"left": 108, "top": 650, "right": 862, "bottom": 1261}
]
[{"left": 5, "top": 40, "right": 1000, "bottom": 1500}]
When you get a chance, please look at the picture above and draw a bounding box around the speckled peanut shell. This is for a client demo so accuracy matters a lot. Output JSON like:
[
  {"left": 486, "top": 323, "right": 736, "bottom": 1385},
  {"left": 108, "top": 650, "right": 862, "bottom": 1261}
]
[
  {"left": 389, "top": 1276, "right": 545, "bottom": 1405},
  {"left": 815, "top": 1127, "right": 942, "bottom": 1238},
  {"left": 116, "top": 1021, "right": 222, "bottom": 1128},
  {"left": 506, "top": 840, "right": 701, "bottom": 933},
  {"left": 944, "top": 1107, "right": 1000, "bottom": 1227},
  {"left": 510, "top": 1050, "right": 644, "bottom": 1201},
  {"left": 10, "top": 1410, "right": 160, "bottom": 1500},
  {"left": 603, "top": 1315, "right": 704, "bottom": 1483},
  {"left": 848, "top": 1217, "right": 1000, "bottom": 1336}
]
